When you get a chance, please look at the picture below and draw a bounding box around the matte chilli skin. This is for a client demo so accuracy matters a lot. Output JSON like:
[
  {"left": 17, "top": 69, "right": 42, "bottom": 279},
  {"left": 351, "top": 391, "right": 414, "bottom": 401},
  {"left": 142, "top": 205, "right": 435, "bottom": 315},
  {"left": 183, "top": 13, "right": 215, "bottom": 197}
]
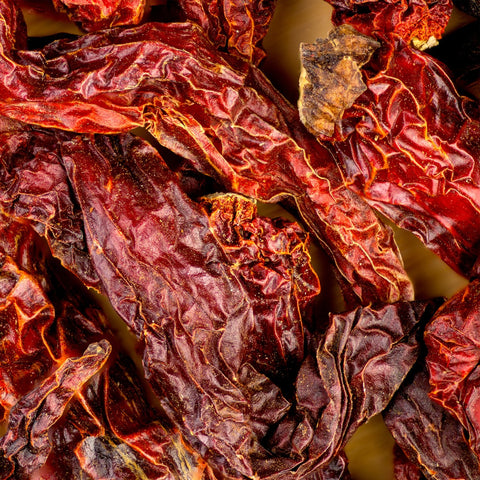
[
  {"left": 0, "top": 0, "right": 413, "bottom": 307},
  {"left": 425, "top": 279, "right": 480, "bottom": 462},
  {"left": 0, "top": 214, "right": 211, "bottom": 480},
  {"left": 46, "top": 130, "right": 424, "bottom": 478},
  {"left": 300, "top": 22, "right": 480, "bottom": 279}
]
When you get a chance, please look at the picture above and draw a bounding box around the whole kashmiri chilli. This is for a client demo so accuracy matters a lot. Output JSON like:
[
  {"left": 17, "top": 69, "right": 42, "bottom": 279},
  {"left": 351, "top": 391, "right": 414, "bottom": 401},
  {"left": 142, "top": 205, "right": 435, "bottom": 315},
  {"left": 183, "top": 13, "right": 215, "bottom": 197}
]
[
  {"left": 0, "top": 0, "right": 472, "bottom": 478},
  {"left": 300, "top": 0, "right": 480, "bottom": 279},
  {"left": 298, "top": 0, "right": 480, "bottom": 476}
]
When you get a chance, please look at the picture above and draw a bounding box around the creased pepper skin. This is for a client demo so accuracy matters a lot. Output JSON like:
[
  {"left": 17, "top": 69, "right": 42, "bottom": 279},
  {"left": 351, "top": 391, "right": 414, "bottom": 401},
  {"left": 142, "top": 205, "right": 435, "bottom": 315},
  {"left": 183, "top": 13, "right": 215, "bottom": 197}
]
[
  {"left": 326, "top": 0, "right": 452, "bottom": 45},
  {"left": 59, "top": 132, "right": 308, "bottom": 479},
  {"left": 425, "top": 279, "right": 480, "bottom": 460},
  {"left": 0, "top": 340, "right": 112, "bottom": 476},
  {"left": 0, "top": 119, "right": 99, "bottom": 288},
  {"left": 392, "top": 444, "right": 427, "bottom": 480},
  {"left": 331, "top": 40, "right": 480, "bottom": 278},
  {"left": 299, "top": 24, "right": 480, "bottom": 278},
  {"left": 44, "top": 129, "right": 424, "bottom": 478},
  {"left": 292, "top": 299, "right": 440, "bottom": 474},
  {"left": 178, "top": 0, "right": 276, "bottom": 64},
  {"left": 0, "top": 215, "right": 208, "bottom": 479},
  {"left": 0, "top": 1, "right": 413, "bottom": 306},
  {"left": 51, "top": 0, "right": 146, "bottom": 32},
  {"left": 384, "top": 362, "right": 480, "bottom": 479}
]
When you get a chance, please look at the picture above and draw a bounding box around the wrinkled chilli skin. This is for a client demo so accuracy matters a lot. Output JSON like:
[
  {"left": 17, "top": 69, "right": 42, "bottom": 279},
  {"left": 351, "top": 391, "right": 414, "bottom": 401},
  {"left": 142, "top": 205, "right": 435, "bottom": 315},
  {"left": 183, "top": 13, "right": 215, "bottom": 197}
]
[
  {"left": 0, "top": 214, "right": 56, "bottom": 424},
  {"left": 54, "top": 130, "right": 431, "bottom": 478},
  {"left": 392, "top": 445, "right": 427, "bottom": 480},
  {"left": 300, "top": 300, "right": 440, "bottom": 471},
  {"left": 0, "top": 117, "right": 99, "bottom": 287},
  {"left": 51, "top": 0, "right": 146, "bottom": 31},
  {"left": 60, "top": 131, "right": 312, "bottom": 478},
  {"left": 329, "top": 38, "right": 480, "bottom": 277},
  {"left": 0, "top": 215, "right": 208, "bottom": 479},
  {"left": 325, "top": 0, "right": 452, "bottom": 46},
  {"left": 201, "top": 193, "right": 320, "bottom": 380},
  {"left": 0, "top": 340, "right": 112, "bottom": 476},
  {"left": 0, "top": 1, "right": 413, "bottom": 306},
  {"left": 177, "top": 0, "right": 277, "bottom": 64},
  {"left": 383, "top": 363, "right": 480, "bottom": 479},
  {"left": 425, "top": 279, "right": 480, "bottom": 460}
]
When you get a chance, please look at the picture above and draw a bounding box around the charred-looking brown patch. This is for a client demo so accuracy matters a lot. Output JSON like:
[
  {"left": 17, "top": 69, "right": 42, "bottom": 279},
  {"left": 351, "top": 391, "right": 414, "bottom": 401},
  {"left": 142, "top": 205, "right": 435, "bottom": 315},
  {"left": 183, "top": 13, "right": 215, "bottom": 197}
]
[{"left": 298, "top": 25, "right": 380, "bottom": 138}]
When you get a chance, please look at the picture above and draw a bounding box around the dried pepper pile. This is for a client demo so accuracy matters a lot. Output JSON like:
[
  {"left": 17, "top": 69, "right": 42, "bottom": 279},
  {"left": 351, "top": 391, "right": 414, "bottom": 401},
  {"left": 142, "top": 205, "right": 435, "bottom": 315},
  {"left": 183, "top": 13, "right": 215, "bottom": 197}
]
[{"left": 0, "top": 0, "right": 479, "bottom": 478}]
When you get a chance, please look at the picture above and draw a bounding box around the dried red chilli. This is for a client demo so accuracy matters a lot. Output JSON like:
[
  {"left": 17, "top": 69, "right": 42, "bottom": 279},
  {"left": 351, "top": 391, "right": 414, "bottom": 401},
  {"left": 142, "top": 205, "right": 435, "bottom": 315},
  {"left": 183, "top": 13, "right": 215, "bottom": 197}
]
[
  {"left": 1, "top": 0, "right": 475, "bottom": 477},
  {"left": 201, "top": 193, "right": 320, "bottom": 379},
  {"left": 0, "top": 214, "right": 208, "bottom": 479},
  {"left": 300, "top": 24, "right": 480, "bottom": 278},
  {"left": 0, "top": 116, "right": 319, "bottom": 381},
  {"left": 51, "top": 0, "right": 147, "bottom": 31},
  {"left": 392, "top": 445, "right": 427, "bottom": 480},
  {"left": 177, "top": 0, "right": 277, "bottom": 64},
  {"left": 50, "top": 128, "right": 433, "bottom": 477},
  {"left": 424, "top": 279, "right": 480, "bottom": 460},
  {"left": 59, "top": 130, "right": 315, "bottom": 478},
  {"left": 0, "top": 118, "right": 98, "bottom": 288},
  {"left": 217, "top": 297, "right": 441, "bottom": 477},
  {"left": 383, "top": 361, "right": 480, "bottom": 479},
  {"left": 0, "top": 118, "right": 436, "bottom": 476},
  {"left": 0, "top": 0, "right": 414, "bottom": 306},
  {"left": 298, "top": 0, "right": 480, "bottom": 476},
  {"left": 0, "top": 120, "right": 342, "bottom": 477},
  {"left": 1, "top": 341, "right": 112, "bottom": 476},
  {"left": 326, "top": 0, "right": 452, "bottom": 47}
]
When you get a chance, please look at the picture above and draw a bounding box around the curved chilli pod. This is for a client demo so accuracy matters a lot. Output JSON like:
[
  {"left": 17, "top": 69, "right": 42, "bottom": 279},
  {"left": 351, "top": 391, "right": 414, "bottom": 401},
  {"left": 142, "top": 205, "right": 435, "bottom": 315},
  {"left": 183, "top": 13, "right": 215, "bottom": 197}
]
[
  {"left": 201, "top": 193, "right": 320, "bottom": 380},
  {"left": 300, "top": 26, "right": 480, "bottom": 278},
  {"left": 58, "top": 130, "right": 430, "bottom": 478},
  {"left": 425, "top": 279, "right": 480, "bottom": 459},
  {"left": 383, "top": 362, "right": 480, "bottom": 479},
  {"left": 177, "top": 0, "right": 277, "bottom": 64},
  {"left": 0, "top": 117, "right": 99, "bottom": 288},
  {"left": 58, "top": 130, "right": 318, "bottom": 478},
  {"left": 0, "top": 1, "right": 413, "bottom": 306},
  {"left": 0, "top": 340, "right": 112, "bottom": 477},
  {"left": 269, "top": 298, "right": 439, "bottom": 477},
  {"left": 51, "top": 0, "right": 147, "bottom": 32},
  {"left": 325, "top": 0, "right": 452, "bottom": 47},
  {"left": 0, "top": 216, "right": 209, "bottom": 479}
]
